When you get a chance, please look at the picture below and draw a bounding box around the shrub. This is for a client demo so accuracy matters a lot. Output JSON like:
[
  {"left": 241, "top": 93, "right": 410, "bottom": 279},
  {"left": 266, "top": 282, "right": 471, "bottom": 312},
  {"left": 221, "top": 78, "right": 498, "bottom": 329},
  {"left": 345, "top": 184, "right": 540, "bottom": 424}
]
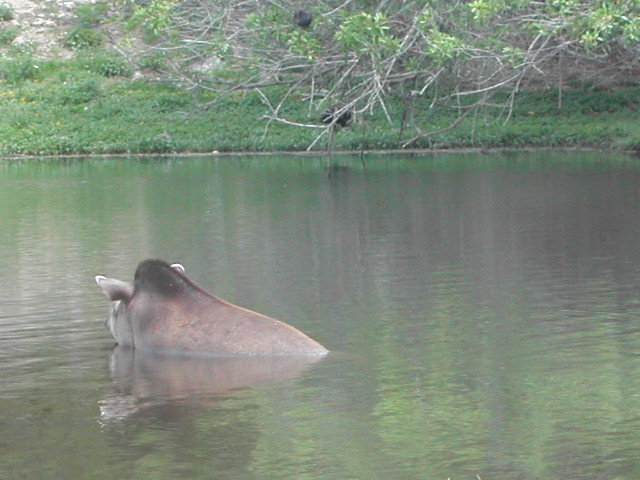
[
  {"left": 74, "top": 2, "right": 109, "bottom": 27},
  {"left": 59, "top": 77, "right": 101, "bottom": 104},
  {"left": 137, "top": 51, "right": 167, "bottom": 70},
  {"left": 79, "top": 50, "right": 133, "bottom": 77},
  {"left": 0, "top": 3, "right": 14, "bottom": 21},
  {"left": 63, "top": 2, "right": 110, "bottom": 50},
  {"left": 155, "top": 92, "right": 190, "bottom": 111},
  {"left": 63, "top": 27, "right": 105, "bottom": 49},
  {"left": 0, "top": 47, "right": 38, "bottom": 84},
  {"left": 0, "top": 25, "right": 19, "bottom": 45},
  {"left": 138, "top": 133, "right": 176, "bottom": 153}
]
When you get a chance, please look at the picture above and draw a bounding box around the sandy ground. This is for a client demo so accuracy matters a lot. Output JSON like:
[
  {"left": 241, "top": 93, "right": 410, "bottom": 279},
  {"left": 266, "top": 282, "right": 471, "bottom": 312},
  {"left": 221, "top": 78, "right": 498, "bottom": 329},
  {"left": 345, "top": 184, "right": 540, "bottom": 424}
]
[{"left": 3, "top": 0, "right": 96, "bottom": 57}]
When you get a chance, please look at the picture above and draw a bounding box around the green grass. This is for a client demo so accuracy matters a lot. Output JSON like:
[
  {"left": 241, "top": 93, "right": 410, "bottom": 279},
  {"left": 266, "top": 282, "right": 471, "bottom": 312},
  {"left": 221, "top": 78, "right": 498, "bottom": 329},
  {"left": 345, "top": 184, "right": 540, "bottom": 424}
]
[{"left": 1, "top": 56, "right": 640, "bottom": 156}]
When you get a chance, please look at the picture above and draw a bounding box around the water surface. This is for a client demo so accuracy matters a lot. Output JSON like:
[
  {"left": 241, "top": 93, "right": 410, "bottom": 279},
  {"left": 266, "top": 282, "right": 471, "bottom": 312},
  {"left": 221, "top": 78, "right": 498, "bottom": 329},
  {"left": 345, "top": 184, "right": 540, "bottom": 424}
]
[{"left": 2, "top": 151, "right": 640, "bottom": 479}]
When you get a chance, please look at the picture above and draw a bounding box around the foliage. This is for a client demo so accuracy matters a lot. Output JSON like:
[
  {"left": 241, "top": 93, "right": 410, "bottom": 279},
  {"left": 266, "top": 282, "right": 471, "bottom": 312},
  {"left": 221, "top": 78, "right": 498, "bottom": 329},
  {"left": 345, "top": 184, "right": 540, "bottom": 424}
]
[
  {"left": 0, "top": 2, "right": 13, "bottom": 21},
  {"left": 136, "top": 51, "right": 168, "bottom": 70},
  {"left": 63, "top": 27, "right": 105, "bottom": 49},
  {"left": 77, "top": 50, "right": 133, "bottom": 77},
  {"left": 58, "top": 77, "right": 101, "bottom": 104},
  {"left": 0, "top": 0, "right": 638, "bottom": 151},
  {"left": 0, "top": 44, "right": 39, "bottom": 85},
  {"left": 0, "top": 25, "right": 19, "bottom": 45},
  {"left": 127, "top": 0, "right": 177, "bottom": 37},
  {"left": 335, "top": 12, "right": 400, "bottom": 55},
  {"left": 106, "top": 0, "right": 640, "bottom": 149},
  {"left": 0, "top": 55, "right": 639, "bottom": 156},
  {"left": 1, "top": 0, "right": 640, "bottom": 155},
  {"left": 74, "top": 2, "right": 109, "bottom": 27},
  {"left": 63, "top": 1, "right": 110, "bottom": 49},
  {"left": 287, "top": 30, "right": 321, "bottom": 60}
]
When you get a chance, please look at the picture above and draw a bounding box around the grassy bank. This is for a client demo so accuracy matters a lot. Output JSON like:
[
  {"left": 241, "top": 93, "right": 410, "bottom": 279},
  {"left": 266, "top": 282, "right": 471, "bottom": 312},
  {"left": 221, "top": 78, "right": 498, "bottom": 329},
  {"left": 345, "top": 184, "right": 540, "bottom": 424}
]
[{"left": 2, "top": 56, "right": 640, "bottom": 156}]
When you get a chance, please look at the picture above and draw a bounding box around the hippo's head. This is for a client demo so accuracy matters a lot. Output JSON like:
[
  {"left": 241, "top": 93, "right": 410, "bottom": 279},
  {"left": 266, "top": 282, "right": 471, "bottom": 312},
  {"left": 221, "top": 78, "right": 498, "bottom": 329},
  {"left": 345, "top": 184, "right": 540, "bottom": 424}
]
[{"left": 95, "top": 262, "right": 185, "bottom": 346}]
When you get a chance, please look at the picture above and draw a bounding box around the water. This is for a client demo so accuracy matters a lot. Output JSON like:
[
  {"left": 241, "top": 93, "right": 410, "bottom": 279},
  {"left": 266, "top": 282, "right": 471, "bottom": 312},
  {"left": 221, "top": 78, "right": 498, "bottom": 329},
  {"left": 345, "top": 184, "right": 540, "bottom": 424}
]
[{"left": 2, "top": 151, "right": 640, "bottom": 479}]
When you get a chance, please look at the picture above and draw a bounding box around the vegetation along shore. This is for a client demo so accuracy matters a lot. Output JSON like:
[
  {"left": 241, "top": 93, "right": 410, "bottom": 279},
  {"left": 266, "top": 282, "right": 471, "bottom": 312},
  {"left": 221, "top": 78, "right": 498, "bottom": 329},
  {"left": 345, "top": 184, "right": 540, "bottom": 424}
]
[{"left": 1, "top": 0, "right": 640, "bottom": 156}]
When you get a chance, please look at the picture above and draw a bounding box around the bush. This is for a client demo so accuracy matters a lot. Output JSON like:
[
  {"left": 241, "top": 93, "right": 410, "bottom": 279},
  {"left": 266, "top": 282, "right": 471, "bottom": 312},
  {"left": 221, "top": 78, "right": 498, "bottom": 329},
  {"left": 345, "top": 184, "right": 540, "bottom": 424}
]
[
  {"left": 0, "top": 25, "right": 19, "bottom": 45},
  {"left": 63, "top": 27, "right": 105, "bottom": 49},
  {"left": 59, "top": 77, "right": 101, "bottom": 104},
  {"left": 155, "top": 92, "right": 190, "bottom": 111},
  {"left": 138, "top": 133, "right": 177, "bottom": 153},
  {"left": 137, "top": 51, "right": 167, "bottom": 70},
  {"left": 63, "top": 2, "right": 110, "bottom": 50},
  {"left": 74, "top": 2, "right": 109, "bottom": 27},
  {"left": 0, "top": 46, "right": 38, "bottom": 85},
  {"left": 0, "top": 3, "right": 14, "bottom": 21},
  {"left": 79, "top": 50, "right": 133, "bottom": 77}
]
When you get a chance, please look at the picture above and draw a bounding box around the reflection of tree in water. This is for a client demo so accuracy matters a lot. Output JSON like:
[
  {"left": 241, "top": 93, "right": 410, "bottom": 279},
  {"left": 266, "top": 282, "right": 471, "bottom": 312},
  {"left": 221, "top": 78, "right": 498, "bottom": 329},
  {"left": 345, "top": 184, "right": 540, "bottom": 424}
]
[
  {"left": 100, "top": 395, "right": 262, "bottom": 478},
  {"left": 311, "top": 158, "right": 640, "bottom": 480}
]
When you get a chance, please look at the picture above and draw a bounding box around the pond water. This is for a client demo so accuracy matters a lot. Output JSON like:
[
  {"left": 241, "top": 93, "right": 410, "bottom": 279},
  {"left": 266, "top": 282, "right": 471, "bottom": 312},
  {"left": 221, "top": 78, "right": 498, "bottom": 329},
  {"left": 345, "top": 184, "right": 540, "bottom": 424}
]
[{"left": 2, "top": 151, "right": 640, "bottom": 479}]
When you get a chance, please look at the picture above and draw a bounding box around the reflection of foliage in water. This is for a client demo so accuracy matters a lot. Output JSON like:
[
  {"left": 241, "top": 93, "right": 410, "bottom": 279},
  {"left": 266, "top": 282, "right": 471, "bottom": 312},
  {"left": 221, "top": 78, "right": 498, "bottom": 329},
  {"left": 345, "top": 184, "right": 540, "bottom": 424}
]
[{"left": 3, "top": 154, "right": 640, "bottom": 479}]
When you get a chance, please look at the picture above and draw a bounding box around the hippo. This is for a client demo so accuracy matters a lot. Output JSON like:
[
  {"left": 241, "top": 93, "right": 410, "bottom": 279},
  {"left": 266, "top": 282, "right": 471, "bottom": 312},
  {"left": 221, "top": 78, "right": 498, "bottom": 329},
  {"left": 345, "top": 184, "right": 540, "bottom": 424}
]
[{"left": 95, "top": 259, "right": 328, "bottom": 356}]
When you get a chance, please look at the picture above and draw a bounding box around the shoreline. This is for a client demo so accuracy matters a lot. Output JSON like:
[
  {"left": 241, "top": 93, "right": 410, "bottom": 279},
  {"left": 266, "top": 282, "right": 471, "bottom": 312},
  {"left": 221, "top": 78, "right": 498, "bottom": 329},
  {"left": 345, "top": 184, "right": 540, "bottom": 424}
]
[
  {"left": 0, "top": 145, "right": 635, "bottom": 162},
  {"left": 2, "top": 67, "right": 640, "bottom": 158}
]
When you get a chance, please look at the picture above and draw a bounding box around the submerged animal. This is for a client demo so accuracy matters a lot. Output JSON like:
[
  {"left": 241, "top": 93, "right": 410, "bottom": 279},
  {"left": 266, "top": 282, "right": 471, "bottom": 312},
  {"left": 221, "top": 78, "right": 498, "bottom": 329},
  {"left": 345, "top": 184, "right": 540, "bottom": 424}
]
[{"left": 95, "top": 259, "right": 328, "bottom": 356}]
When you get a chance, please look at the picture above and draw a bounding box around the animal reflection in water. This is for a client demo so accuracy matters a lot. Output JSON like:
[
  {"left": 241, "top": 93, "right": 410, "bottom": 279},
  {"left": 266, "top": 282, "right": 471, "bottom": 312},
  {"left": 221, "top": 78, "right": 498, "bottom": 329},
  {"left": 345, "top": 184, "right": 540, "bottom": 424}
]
[
  {"left": 95, "top": 259, "right": 328, "bottom": 356},
  {"left": 99, "top": 346, "right": 323, "bottom": 423}
]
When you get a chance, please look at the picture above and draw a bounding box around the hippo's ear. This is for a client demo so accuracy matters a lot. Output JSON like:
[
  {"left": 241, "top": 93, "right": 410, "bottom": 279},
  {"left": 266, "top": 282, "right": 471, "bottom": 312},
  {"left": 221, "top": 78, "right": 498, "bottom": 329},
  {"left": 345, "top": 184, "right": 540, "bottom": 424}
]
[
  {"left": 171, "top": 263, "right": 185, "bottom": 272},
  {"left": 95, "top": 275, "right": 134, "bottom": 302}
]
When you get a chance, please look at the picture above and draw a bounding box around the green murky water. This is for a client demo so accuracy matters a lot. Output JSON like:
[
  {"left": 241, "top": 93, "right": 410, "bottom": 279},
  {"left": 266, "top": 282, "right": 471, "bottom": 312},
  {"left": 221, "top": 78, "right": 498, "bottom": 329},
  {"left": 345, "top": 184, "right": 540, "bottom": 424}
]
[{"left": 2, "top": 151, "right": 640, "bottom": 479}]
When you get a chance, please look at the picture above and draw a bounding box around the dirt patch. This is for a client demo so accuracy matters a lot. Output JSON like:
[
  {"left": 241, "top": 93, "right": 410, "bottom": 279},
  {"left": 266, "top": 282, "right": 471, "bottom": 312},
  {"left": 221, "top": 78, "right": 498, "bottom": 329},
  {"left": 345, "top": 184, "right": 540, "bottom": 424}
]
[{"left": 3, "top": 0, "right": 97, "bottom": 58}]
